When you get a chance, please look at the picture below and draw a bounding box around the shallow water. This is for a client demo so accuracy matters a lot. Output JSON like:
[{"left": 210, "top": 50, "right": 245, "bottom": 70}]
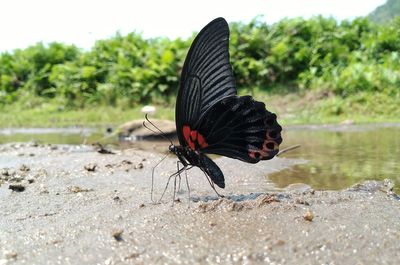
[
  {"left": 1, "top": 124, "right": 399, "bottom": 192},
  {"left": 272, "top": 124, "right": 400, "bottom": 193}
]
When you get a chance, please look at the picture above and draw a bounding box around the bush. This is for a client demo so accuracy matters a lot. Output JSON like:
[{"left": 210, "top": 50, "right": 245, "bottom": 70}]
[{"left": 1, "top": 16, "right": 399, "bottom": 107}]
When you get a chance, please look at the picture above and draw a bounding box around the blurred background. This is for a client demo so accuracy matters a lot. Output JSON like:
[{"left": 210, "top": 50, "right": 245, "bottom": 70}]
[
  {"left": 0, "top": 0, "right": 399, "bottom": 127},
  {"left": 0, "top": 0, "right": 399, "bottom": 191}
]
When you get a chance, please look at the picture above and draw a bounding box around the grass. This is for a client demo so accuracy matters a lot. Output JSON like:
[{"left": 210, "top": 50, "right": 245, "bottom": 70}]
[
  {"left": 250, "top": 86, "right": 400, "bottom": 126},
  {"left": 0, "top": 103, "right": 174, "bottom": 128},
  {"left": 1, "top": 89, "right": 399, "bottom": 128}
]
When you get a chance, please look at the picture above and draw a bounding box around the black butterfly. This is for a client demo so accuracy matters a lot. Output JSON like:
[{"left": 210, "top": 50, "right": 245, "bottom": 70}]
[
  {"left": 164, "top": 17, "right": 282, "bottom": 191},
  {"left": 148, "top": 17, "right": 282, "bottom": 198}
]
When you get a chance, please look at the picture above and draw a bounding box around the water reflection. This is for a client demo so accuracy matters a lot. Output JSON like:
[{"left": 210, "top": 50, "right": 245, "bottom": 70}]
[{"left": 270, "top": 124, "right": 400, "bottom": 193}]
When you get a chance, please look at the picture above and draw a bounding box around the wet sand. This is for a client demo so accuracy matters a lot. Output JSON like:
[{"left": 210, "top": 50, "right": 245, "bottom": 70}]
[{"left": 0, "top": 143, "right": 399, "bottom": 264}]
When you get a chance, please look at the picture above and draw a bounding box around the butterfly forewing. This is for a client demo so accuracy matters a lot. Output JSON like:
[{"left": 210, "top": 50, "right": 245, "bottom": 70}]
[{"left": 176, "top": 17, "right": 236, "bottom": 147}]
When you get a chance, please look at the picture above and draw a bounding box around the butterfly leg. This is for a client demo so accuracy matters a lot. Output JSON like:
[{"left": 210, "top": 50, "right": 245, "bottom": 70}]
[
  {"left": 173, "top": 174, "right": 177, "bottom": 205},
  {"left": 185, "top": 167, "right": 191, "bottom": 207},
  {"left": 173, "top": 161, "right": 184, "bottom": 205},
  {"left": 159, "top": 167, "right": 186, "bottom": 203},
  {"left": 202, "top": 170, "right": 225, "bottom": 198},
  {"left": 177, "top": 161, "right": 183, "bottom": 195}
]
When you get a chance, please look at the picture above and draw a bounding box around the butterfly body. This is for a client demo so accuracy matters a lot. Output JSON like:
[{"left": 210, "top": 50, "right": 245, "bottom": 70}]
[
  {"left": 170, "top": 17, "right": 282, "bottom": 191},
  {"left": 169, "top": 142, "right": 225, "bottom": 188}
]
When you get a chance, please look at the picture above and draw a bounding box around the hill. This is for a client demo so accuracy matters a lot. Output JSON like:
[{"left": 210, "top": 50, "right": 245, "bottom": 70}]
[{"left": 368, "top": 0, "right": 400, "bottom": 23}]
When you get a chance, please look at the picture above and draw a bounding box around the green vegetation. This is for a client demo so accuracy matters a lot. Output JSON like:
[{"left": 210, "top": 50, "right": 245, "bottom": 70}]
[
  {"left": 1, "top": 16, "right": 400, "bottom": 127},
  {"left": 368, "top": 0, "right": 400, "bottom": 24}
]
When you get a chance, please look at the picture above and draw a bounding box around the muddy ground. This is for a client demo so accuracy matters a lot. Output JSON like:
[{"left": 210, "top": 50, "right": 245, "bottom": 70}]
[{"left": 0, "top": 142, "right": 399, "bottom": 265}]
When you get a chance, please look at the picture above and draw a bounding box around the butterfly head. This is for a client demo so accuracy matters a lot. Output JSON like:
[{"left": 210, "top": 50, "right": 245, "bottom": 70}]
[{"left": 168, "top": 144, "right": 177, "bottom": 154}]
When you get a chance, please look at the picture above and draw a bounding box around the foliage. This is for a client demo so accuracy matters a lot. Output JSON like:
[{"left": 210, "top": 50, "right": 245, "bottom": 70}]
[
  {"left": 368, "top": 0, "right": 400, "bottom": 24},
  {"left": 0, "top": 16, "right": 399, "bottom": 110}
]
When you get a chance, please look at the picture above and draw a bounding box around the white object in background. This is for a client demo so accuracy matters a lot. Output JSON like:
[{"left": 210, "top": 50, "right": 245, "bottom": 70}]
[{"left": 141, "top": 105, "right": 156, "bottom": 114}]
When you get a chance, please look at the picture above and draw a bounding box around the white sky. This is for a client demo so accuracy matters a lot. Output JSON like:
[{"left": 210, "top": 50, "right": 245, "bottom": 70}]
[{"left": 0, "top": 0, "right": 386, "bottom": 52}]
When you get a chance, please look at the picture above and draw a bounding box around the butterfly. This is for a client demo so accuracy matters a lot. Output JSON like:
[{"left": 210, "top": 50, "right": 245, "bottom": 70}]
[{"left": 150, "top": 17, "right": 282, "bottom": 198}]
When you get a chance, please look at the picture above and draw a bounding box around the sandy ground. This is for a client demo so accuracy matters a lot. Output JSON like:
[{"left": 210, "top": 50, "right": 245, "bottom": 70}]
[{"left": 0, "top": 142, "right": 399, "bottom": 265}]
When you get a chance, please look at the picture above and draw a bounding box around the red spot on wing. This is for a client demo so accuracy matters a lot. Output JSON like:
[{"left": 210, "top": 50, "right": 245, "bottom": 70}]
[
  {"left": 190, "top": 130, "right": 197, "bottom": 141},
  {"left": 183, "top": 125, "right": 195, "bottom": 150},
  {"left": 183, "top": 125, "right": 191, "bottom": 143},
  {"left": 197, "top": 133, "right": 208, "bottom": 148},
  {"left": 182, "top": 125, "right": 208, "bottom": 150},
  {"left": 248, "top": 129, "right": 280, "bottom": 161}
]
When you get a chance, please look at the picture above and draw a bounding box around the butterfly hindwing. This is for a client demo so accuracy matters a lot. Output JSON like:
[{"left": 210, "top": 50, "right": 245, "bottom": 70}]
[
  {"left": 176, "top": 17, "right": 236, "bottom": 147},
  {"left": 194, "top": 95, "right": 282, "bottom": 163}
]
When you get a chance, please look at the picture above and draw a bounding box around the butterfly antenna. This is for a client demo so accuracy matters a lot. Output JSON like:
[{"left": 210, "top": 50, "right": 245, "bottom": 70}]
[
  {"left": 143, "top": 114, "right": 174, "bottom": 145},
  {"left": 151, "top": 152, "right": 171, "bottom": 203},
  {"left": 142, "top": 121, "right": 174, "bottom": 145}
]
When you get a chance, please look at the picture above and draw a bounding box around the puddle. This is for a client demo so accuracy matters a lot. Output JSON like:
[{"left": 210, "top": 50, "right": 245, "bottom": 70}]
[{"left": 271, "top": 124, "right": 400, "bottom": 193}]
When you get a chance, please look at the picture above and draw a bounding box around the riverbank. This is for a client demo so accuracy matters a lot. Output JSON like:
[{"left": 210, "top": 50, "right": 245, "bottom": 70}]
[
  {"left": 1, "top": 143, "right": 399, "bottom": 264},
  {"left": 1, "top": 90, "right": 400, "bottom": 128}
]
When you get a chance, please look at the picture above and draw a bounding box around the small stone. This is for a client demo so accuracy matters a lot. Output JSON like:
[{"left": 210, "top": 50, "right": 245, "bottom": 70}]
[
  {"left": 209, "top": 222, "right": 217, "bottom": 227},
  {"left": 50, "top": 145, "right": 58, "bottom": 150},
  {"left": 39, "top": 188, "right": 49, "bottom": 194},
  {"left": 19, "top": 164, "right": 30, "bottom": 172},
  {"left": 276, "top": 239, "right": 285, "bottom": 246},
  {"left": 295, "top": 198, "right": 310, "bottom": 206},
  {"left": 112, "top": 229, "right": 123, "bottom": 241},
  {"left": 124, "top": 252, "right": 140, "bottom": 259},
  {"left": 68, "top": 186, "right": 92, "bottom": 193},
  {"left": 29, "top": 141, "right": 39, "bottom": 147},
  {"left": 4, "top": 250, "right": 18, "bottom": 259},
  {"left": 134, "top": 162, "right": 144, "bottom": 169},
  {"left": 9, "top": 184, "right": 25, "bottom": 192},
  {"left": 1, "top": 168, "right": 14, "bottom": 178},
  {"left": 84, "top": 163, "right": 97, "bottom": 172},
  {"left": 121, "top": 160, "right": 132, "bottom": 165},
  {"left": 303, "top": 210, "right": 314, "bottom": 222},
  {"left": 104, "top": 257, "right": 113, "bottom": 265}
]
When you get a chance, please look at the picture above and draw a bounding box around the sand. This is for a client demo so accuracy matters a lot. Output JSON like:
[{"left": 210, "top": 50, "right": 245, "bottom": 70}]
[{"left": 0, "top": 142, "right": 399, "bottom": 264}]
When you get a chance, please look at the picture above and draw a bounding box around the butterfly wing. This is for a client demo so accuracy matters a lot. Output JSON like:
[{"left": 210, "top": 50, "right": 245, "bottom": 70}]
[
  {"left": 174, "top": 17, "right": 282, "bottom": 189},
  {"left": 176, "top": 17, "right": 236, "bottom": 147},
  {"left": 187, "top": 95, "right": 282, "bottom": 163}
]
